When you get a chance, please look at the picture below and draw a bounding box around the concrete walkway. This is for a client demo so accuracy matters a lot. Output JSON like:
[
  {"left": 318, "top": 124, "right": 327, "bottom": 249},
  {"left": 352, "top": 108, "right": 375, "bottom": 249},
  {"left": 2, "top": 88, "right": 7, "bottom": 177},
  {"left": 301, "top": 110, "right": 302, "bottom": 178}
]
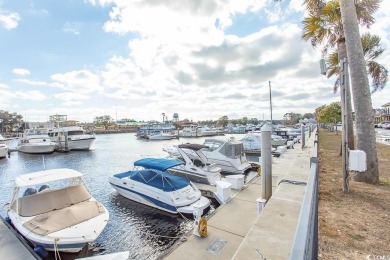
[
  {"left": 166, "top": 133, "right": 316, "bottom": 260},
  {"left": 0, "top": 216, "right": 39, "bottom": 260}
]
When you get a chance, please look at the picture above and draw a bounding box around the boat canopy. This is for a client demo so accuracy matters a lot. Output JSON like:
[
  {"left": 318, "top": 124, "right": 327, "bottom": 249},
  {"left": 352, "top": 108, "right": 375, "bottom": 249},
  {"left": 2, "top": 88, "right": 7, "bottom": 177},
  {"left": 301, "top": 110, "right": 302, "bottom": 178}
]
[
  {"left": 15, "top": 168, "right": 83, "bottom": 187},
  {"left": 178, "top": 144, "right": 208, "bottom": 151},
  {"left": 134, "top": 158, "right": 183, "bottom": 172},
  {"left": 114, "top": 169, "right": 190, "bottom": 192}
]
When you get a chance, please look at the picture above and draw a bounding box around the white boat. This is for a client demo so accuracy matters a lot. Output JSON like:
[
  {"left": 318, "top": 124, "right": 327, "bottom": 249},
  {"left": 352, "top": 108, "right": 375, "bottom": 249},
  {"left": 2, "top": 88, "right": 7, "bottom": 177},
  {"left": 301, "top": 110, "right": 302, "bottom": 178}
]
[
  {"left": 0, "top": 133, "right": 10, "bottom": 158},
  {"left": 179, "top": 124, "right": 202, "bottom": 137},
  {"left": 201, "top": 139, "right": 252, "bottom": 175},
  {"left": 17, "top": 129, "right": 57, "bottom": 154},
  {"left": 48, "top": 126, "right": 95, "bottom": 150},
  {"left": 199, "top": 127, "right": 217, "bottom": 137},
  {"left": 136, "top": 123, "right": 176, "bottom": 139},
  {"left": 109, "top": 158, "right": 211, "bottom": 215},
  {"left": 147, "top": 131, "right": 175, "bottom": 140},
  {"left": 0, "top": 143, "right": 9, "bottom": 158},
  {"left": 165, "top": 144, "right": 222, "bottom": 185},
  {"left": 240, "top": 133, "right": 287, "bottom": 151},
  {"left": 0, "top": 133, "right": 13, "bottom": 145},
  {"left": 7, "top": 168, "right": 109, "bottom": 253}
]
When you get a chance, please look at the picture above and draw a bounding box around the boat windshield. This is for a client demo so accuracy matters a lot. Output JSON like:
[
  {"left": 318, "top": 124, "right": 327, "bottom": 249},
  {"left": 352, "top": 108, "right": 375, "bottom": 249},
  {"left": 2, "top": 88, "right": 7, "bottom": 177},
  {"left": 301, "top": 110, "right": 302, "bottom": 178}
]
[
  {"left": 68, "top": 130, "right": 85, "bottom": 135},
  {"left": 203, "top": 139, "right": 223, "bottom": 151},
  {"left": 219, "top": 142, "right": 244, "bottom": 158}
]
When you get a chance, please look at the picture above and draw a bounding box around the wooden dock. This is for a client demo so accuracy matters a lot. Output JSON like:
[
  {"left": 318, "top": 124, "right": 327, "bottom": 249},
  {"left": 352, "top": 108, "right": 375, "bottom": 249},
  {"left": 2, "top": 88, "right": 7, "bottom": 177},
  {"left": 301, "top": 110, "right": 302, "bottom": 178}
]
[{"left": 0, "top": 216, "right": 41, "bottom": 260}]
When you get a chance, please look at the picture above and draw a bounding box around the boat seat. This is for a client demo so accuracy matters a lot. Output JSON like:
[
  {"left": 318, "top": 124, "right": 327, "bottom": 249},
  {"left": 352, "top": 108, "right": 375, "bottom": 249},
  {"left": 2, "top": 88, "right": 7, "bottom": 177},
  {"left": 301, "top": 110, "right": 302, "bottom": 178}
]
[{"left": 17, "top": 185, "right": 91, "bottom": 217}]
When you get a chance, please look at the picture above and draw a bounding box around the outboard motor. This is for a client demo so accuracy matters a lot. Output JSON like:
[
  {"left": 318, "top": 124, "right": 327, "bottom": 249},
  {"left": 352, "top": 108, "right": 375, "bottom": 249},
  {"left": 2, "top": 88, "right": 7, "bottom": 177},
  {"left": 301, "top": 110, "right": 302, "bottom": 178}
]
[{"left": 23, "top": 187, "right": 37, "bottom": 196}]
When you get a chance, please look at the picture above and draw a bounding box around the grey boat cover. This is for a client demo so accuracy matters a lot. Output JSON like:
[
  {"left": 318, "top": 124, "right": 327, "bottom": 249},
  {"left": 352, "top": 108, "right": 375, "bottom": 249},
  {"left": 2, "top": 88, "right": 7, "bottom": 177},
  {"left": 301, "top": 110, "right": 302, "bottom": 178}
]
[
  {"left": 17, "top": 185, "right": 105, "bottom": 235},
  {"left": 23, "top": 200, "right": 105, "bottom": 235}
]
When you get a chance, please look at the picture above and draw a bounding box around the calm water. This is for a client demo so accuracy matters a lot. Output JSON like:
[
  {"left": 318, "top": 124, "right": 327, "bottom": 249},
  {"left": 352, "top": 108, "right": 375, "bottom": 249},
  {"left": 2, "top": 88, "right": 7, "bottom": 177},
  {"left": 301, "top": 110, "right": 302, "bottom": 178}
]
[{"left": 0, "top": 133, "right": 242, "bottom": 259}]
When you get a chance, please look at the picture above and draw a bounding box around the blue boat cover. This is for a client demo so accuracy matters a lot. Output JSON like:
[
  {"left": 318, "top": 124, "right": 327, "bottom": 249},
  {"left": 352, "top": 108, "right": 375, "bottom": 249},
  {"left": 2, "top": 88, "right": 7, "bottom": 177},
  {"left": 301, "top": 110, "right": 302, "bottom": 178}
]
[
  {"left": 134, "top": 158, "right": 183, "bottom": 171},
  {"left": 114, "top": 169, "right": 190, "bottom": 192}
]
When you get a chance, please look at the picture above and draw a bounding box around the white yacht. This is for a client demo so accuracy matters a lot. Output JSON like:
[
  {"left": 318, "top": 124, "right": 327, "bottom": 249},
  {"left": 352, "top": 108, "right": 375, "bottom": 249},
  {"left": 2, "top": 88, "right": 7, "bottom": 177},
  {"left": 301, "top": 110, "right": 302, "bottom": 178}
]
[
  {"left": 199, "top": 127, "right": 217, "bottom": 137},
  {"left": 0, "top": 134, "right": 10, "bottom": 158},
  {"left": 17, "top": 129, "right": 57, "bottom": 154},
  {"left": 48, "top": 126, "right": 95, "bottom": 151},
  {"left": 165, "top": 143, "right": 222, "bottom": 185},
  {"left": 179, "top": 124, "right": 202, "bottom": 137},
  {"left": 201, "top": 139, "right": 252, "bottom": 175},
  {"left": 7, "top": 168, "right": 109, "bottom": 253},
  {"left": 165, "top": 139, "right": 253, "bottom": 175},
  {"left": 240, "top": 133, "right": 287, "bottom": 151},
  {"left": 0, "top": 143, "right": 8, "bottom": 158},
  {"left": 147, "top": 131, "right": 175, "bottom": 140},
  {"left": 136, "top": 123, "right": 176, "bottom": 139},
  {"left": 0, "top": 133, "right": 13, "bottom": 145}
]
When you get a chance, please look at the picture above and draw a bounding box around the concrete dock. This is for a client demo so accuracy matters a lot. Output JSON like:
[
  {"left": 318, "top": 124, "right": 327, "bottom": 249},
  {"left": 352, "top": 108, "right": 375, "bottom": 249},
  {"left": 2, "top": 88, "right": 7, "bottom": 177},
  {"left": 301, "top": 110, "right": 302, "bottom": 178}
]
[
  {"left": 0, "top": 216, "right": 40, "bottom": 259},
  {"left": 165, "top": 133, "right": 316, "bottom": 260}
]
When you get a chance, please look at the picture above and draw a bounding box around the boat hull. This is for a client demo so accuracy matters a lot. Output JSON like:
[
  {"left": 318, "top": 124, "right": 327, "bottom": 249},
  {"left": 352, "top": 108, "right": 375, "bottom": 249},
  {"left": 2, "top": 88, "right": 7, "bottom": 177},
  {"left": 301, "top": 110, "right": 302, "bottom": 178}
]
[
  {"left": 0, "top": 146, "right": 9, "bottom": 158},
  {"left": 17, "top": 143, "right": 56, "bottom": 154},
  {"left": 56, "top": 137, "right": 95, "bottom": 150},
  {"left": 7, "top": 207, "right": 108, "bottom": 253},
  {"left": 109, "top": 179, "right": 210, "bottom": 215}
]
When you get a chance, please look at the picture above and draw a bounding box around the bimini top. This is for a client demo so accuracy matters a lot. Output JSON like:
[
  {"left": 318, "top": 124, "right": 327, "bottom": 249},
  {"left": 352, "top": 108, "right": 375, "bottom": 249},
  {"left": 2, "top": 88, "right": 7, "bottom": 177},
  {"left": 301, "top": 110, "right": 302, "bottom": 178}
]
[
  {"left": 134, "top": 158, "right": 183, "bottom": 172},
  {"left": 114, "top": 169, "right": 190, "bottom": 192},
  {"left": 15, "top": 168, "right": 83, "bottom": 188}
]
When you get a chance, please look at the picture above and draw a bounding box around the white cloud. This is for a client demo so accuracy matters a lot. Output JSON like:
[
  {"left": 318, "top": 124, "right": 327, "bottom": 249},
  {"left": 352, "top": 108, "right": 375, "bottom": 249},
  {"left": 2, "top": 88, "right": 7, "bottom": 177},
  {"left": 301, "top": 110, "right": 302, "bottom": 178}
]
[
  {"left": 51, "top": 70, "right": 103, "bottom": 94},
  {"left": 12, "top": 68, "right": 31, "bottom": 76},
  {"left": 0, "top": 10, "right": 20, "bottom": 29},
  {"left": 54, "top": 92, "right": 90, "bottom": 101},
  {"left": 63, "top": 22, "right": 80, "bottom": 35},
  {"left": 14, "top": 90, "right": 46, "bottom": 101}
]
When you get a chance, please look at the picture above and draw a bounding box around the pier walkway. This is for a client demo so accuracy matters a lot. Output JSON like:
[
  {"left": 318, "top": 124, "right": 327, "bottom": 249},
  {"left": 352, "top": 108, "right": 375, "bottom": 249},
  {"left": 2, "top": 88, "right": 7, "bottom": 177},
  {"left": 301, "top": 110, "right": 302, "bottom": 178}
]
[
  {"left": 0, "top": 216, "right": 40, "bottom": 260},
  {"left": 166, "top": 133, "right": 316, "bottom": 260}
]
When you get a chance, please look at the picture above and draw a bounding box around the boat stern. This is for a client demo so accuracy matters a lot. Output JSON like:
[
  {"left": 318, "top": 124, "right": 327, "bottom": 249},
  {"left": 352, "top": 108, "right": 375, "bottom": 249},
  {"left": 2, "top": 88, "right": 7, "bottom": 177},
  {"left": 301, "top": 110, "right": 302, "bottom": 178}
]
[{"left": 177, "top": 196, "right": 210, "bottom": 215}]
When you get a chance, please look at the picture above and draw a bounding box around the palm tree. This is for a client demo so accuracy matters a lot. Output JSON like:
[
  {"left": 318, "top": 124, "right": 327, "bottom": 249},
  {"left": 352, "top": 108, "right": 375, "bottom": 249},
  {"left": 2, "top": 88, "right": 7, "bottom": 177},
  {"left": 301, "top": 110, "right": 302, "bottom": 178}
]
[
  {"left": 302, "top": 0, "right": 380, "bottom": 151},
  {"left": 278, "top": 0, "right": 381, "bottom": 184},
  {"left": 326, "top": 32, "right": 388, "bottom": 94},
  {"left": 340, "top": 0, "right": 380, "bottom": 183}
]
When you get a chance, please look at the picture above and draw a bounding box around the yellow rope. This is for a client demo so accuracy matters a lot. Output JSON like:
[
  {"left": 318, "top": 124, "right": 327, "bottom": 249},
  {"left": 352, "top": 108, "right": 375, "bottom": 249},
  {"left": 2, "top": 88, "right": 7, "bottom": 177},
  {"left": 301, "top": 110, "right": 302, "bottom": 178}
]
[
  {"left": 257, "top": 167, "right": 261, "bottom": 176},
  {"left": 197, "top": 218, "right": 208, "bottom": 237},
  {"left": 54, "top": 238, "right": 62, "bottom": 260}
]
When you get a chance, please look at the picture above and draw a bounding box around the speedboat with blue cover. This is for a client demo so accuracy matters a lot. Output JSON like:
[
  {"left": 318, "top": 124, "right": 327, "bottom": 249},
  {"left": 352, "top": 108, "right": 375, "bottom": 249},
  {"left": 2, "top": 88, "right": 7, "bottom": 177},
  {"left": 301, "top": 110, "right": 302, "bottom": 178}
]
[{"left": 109, "top": 158, "right": 211, "bottom": 215}]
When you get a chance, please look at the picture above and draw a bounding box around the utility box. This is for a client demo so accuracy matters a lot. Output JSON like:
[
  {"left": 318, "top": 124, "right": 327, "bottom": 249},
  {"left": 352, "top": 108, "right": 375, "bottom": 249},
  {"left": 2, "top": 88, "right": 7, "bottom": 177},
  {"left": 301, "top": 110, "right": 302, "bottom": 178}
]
[
  {"left": 214, "top": 181, "right": 232, "bottom": 204},
  {"left": 349, "top": 150, "right": 367, "bottom": 172},
  {"left": 224, "top": 175, "right": 245, "bottom": 190}
]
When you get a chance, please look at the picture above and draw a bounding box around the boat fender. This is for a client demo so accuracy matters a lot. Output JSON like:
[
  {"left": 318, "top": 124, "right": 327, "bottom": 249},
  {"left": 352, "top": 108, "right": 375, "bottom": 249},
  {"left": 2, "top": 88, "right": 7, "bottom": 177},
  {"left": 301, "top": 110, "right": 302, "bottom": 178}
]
[
  {"left": 197, "top": 218, "right": 208, "bottom": 237},
  {"left": 34, "top": 245, "right": 48, "bottom": 258}
]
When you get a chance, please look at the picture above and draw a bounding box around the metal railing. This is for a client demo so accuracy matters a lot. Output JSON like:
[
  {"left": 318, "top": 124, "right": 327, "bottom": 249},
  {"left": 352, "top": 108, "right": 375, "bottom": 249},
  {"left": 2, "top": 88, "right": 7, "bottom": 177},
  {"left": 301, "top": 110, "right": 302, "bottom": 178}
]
[{"left": 289, "top": 128, "right": 319, "bottom": 260}]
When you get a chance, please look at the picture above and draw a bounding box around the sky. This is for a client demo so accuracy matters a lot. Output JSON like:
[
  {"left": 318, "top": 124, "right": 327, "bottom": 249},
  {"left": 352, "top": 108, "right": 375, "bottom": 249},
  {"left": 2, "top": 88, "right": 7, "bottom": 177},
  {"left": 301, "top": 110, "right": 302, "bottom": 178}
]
[{"left": 0, "top": 0, "right": 389, "bottom": 123}]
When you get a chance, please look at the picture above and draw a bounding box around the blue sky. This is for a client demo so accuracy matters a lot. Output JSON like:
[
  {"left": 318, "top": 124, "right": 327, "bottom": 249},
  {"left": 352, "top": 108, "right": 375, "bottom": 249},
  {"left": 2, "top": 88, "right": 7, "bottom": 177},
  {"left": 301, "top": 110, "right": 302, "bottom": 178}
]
[{"left": 0, "top": 0, "right": 389, "bottom": 122}]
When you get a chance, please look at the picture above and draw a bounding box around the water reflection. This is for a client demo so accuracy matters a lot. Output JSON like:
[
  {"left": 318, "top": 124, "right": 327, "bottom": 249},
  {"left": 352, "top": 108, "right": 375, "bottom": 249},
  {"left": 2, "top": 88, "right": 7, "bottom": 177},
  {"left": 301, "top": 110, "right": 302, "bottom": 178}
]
[{"left": 0, "top": 133, "right": 229, "bottom": 259}]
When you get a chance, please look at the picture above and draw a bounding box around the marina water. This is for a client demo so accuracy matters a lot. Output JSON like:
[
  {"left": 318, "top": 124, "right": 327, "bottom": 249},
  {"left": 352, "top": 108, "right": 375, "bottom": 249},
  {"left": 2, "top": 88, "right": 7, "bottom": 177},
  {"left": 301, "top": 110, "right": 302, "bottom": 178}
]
[{"left": 0, "top": 133, "right": 245, "bottom": 259}]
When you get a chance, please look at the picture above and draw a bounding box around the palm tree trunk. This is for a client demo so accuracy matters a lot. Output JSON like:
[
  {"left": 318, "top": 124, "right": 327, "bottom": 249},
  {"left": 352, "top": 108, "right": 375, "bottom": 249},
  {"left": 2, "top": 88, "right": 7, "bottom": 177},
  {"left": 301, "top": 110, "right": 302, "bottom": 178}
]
[{"left": 339, "top": 0, "right": 379, "bottom": 183}]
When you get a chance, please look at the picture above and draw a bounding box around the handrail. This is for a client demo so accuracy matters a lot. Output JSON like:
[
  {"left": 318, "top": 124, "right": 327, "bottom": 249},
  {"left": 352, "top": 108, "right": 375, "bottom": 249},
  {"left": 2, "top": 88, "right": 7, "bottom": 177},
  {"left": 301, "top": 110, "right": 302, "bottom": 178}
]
[{"left": 288, "top": 126, "right": 319, "bottom": 260}]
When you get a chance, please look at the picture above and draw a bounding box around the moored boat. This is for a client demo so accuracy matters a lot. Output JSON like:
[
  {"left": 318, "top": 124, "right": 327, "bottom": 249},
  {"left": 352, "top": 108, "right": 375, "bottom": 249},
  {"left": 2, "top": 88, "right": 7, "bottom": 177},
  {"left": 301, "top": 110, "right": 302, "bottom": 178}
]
[
  {"left": 109, "top": 158, "right": 211, "bottom": 215},
  {"left": 17, "top": 128, "right": 57, "bottom": 154},
  {"left": 166, "top": 144, "right": 222, "bottom": 185},
  {"left": 7, "top": 168, "right": 109, "bottom": 253},
  {"left": 48, "top": 126, "right": 95, "bottom": 150}
]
